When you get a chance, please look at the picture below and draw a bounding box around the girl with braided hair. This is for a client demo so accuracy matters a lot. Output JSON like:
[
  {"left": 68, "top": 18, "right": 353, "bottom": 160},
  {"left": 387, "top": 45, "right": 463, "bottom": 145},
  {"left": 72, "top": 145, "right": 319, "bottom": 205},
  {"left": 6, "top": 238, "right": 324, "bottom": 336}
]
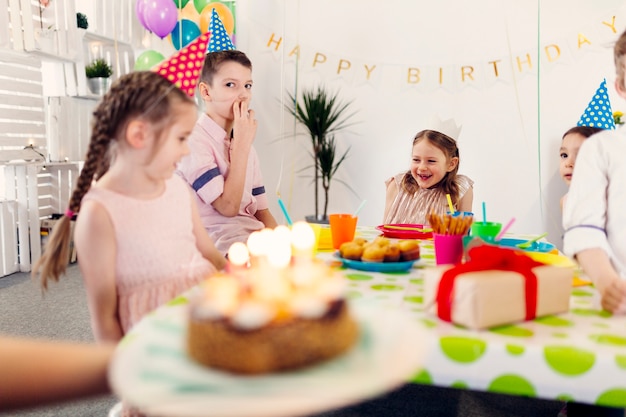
[{"left": 33, "top": 70, "right": 226, "bottom": 343}]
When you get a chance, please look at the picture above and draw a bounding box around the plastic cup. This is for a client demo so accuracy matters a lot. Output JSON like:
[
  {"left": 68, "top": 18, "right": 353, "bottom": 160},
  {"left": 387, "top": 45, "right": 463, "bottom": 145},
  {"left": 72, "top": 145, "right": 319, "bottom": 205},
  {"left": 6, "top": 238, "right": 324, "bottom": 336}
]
[
  {"left": 470, "top": 222, "right": 503, "bottom": 243},
  {"left": 447, "top": 211, "right": 474, "bottom": 218},
  {"left": 307, "top": 223, "right": 322, "bottom": 253},
  {"left": 434, "top": 233, "right": 464, "bottom": 265},
  {"left": 329, "top": 214, "right": 358, "bottom": 250}
]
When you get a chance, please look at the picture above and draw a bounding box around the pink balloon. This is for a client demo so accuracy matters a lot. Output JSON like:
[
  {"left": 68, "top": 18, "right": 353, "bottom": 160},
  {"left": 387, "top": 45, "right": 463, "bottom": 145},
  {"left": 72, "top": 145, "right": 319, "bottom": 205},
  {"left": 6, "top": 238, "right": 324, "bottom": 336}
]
[
  {"left": 143, "top": 0, "right": 178, "bottom": 38},
  {"left": 135, "top": 0, "right": 149, "bottom": 30}
]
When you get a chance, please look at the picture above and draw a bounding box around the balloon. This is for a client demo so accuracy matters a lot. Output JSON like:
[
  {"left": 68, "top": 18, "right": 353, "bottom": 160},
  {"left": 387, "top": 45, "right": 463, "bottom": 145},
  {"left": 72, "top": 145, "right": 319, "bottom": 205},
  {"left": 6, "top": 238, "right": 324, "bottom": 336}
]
[
  {"left": 178, "top": 2, "right": 200, "bottom": 26},
  {"left": 170, "top": 19, "right": 201, "bottom": 50},
  {"left": 135, "top": 0, "right": 150, "bottom": 30},
  {"left": 143, "top": 0, "right": 178, "bottom": 38},
  {"left": 171, "top": 0, "right": 190, "bottom": 8},
  {"left": 199, "top": 2, "right": 234, "bottom": 35},
  {"left": 134, "top": 50, "right": 165, "bottom": 70},
  {"left": 193, "top": 0, "right": 212, "bottom": 14}
]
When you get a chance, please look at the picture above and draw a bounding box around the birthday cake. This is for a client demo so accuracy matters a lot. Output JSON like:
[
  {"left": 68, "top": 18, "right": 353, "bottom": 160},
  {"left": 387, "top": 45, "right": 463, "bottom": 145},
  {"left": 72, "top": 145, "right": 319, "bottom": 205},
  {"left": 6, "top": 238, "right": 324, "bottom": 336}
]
[{"left": 187, "top": 223, "right": 359, "bottom": 374}]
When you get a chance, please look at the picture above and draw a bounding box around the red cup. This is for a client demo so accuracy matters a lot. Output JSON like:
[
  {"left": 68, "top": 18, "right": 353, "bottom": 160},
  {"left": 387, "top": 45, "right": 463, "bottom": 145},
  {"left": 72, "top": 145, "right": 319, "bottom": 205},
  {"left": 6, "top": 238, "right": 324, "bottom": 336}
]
[
  {"left": 434, "top": 233, "right": 464, "bottom": 265},
  {"left": 329, "top": 214, "right": 358, "bottom": 250}
]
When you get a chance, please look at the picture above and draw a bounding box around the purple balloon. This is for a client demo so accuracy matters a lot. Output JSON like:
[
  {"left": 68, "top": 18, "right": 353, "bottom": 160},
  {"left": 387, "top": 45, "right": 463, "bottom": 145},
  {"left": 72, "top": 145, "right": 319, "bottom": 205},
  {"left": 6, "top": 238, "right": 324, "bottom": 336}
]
[
  {"left": 143, "top": 0, "right": 178, "bottom": 38},
  {"left": 135, "top": 0, "right": 149, "bottom": 30}
]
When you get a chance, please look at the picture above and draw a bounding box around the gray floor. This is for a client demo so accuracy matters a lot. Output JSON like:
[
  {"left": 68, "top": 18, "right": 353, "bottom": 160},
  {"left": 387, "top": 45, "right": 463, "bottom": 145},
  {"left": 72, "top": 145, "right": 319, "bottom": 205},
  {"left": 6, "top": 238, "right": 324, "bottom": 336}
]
[
  {"left": 0, "top": 265, "right": 621, "bottom": 417},
  {"left": 0, "top": 264, "right": 118, "bottom": 416}
]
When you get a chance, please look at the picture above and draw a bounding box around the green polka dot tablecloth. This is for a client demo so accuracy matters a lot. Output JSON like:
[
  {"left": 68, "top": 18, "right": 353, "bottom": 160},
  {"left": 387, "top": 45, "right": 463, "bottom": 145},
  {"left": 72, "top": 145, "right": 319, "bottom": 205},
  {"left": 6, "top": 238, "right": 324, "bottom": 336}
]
[{"left": 319, "top": 226, "right": 626, "bottom": 409}]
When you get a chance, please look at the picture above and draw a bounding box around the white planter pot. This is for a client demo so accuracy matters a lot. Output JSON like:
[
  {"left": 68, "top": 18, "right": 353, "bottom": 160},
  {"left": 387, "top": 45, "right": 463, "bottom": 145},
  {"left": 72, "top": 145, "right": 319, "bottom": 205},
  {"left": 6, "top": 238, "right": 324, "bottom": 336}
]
[
  {"left": 34, "top": 29, "right": 56, "bottom": 52},
  {"left": 87, "top": 77, "right": 111, "bottom": 96}
]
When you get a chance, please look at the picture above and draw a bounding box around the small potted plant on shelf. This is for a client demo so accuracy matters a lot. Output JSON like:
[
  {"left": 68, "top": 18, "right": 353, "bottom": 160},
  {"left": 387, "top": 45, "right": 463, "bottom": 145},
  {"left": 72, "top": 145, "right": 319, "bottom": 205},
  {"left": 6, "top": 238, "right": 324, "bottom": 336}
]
[
  {"left": 76, "top": 12, "right": 89, "bottom": 29},
  {"left": 286, "top": 86, "right": 358, "bottom": 224},
  {"left": 85, "top": 59, "right": 113, "bottom": 95}
]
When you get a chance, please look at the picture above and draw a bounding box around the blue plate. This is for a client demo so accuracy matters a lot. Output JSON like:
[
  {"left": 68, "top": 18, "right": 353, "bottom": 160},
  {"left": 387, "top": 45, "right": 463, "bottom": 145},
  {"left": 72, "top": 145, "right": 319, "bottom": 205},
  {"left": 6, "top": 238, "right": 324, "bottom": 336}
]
[
  {"left": 496, "top": 238, "right": 556, "bottom": 253},
  {"left": 334, "top": 252, "right": 417, "bottom": 272}
]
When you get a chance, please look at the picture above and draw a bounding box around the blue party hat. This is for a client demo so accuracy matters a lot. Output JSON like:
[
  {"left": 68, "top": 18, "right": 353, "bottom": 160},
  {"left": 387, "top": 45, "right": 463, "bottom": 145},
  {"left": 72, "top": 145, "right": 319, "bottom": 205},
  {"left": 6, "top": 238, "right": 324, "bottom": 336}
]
[
  {"left": 207, "top": 9, "right": 235, "bottom": 52},
  {"left": 577, "top": 79, "right": 615, "bottom": 130}
]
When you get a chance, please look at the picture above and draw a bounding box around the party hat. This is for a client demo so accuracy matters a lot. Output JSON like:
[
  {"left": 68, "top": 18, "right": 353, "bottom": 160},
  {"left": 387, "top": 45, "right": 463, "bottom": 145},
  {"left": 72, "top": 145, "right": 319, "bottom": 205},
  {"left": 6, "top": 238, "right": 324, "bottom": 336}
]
[
  {"left": 207, "top": 8, "right": 235, "bottom": 52},
  {"left": 152, "top": 32, "right": 210, "bottom": 97},
  {"left": 577, "top": 79, "right": 615, "bottom": 130},
  {"left": 428, "top": 115, "right": 462, "bottom": 140}
]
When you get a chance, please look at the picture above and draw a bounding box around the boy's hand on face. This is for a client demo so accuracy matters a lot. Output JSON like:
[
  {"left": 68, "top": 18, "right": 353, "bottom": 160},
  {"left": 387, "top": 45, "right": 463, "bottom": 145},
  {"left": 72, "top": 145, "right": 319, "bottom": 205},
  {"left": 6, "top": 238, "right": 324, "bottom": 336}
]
[{"left": 231, "top": 99, "right": 257, "bottom": 152}]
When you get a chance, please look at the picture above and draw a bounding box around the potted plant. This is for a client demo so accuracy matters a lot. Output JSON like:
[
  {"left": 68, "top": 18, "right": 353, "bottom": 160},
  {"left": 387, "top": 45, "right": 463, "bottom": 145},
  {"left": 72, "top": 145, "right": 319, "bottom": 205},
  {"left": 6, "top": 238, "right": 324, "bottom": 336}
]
[
  {"left": 286, "top": 86, "right": 358, "bottom": 223},
  {"left": 76, "top": 12, "right": 89, "bottom": 29},
  {"left": 85, "top": 58, "right": 113, "bottom": 95}
]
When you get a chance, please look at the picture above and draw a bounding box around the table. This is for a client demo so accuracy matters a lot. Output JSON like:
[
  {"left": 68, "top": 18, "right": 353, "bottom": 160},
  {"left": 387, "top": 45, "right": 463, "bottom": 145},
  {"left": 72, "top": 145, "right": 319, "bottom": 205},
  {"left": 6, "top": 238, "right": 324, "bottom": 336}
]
[
  {"left": 111, "top": 226, "right": 626, "bottom": 415},
  {"left": 321, "top": 226, "right": 626, "bottom": 409}
]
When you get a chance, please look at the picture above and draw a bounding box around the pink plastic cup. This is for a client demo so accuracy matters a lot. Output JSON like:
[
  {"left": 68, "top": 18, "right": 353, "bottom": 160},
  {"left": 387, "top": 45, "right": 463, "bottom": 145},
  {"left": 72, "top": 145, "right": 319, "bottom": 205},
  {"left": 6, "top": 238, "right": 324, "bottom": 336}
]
[{"left": 434, "top": 233, "right": 464, "bottom": 265}]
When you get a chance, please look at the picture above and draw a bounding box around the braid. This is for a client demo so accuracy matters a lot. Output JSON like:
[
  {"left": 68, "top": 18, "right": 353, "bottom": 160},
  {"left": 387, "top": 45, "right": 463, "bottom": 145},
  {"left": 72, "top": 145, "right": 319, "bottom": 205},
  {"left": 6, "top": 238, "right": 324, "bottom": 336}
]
[{"left": 34, "top": 71, "right": 193, "bottom": 290}]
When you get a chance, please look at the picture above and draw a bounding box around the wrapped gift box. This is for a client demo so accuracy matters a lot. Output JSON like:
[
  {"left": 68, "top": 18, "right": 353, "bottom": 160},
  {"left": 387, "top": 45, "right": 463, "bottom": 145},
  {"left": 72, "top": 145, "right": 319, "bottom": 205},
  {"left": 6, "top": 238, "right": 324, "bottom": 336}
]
[{"left": 424, "top": 246, "right": 573, "bottom": 330}]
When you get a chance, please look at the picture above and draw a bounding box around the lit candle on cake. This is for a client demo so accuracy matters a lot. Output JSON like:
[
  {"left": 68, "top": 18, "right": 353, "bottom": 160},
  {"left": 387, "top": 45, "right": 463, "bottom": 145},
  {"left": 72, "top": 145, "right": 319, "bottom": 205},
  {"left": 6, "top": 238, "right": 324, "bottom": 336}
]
[
  {"left": 254, "top": 227, "right": 291, "bottom": 302},
  {"left": 266, "top": 226, "right": 292, "bottom": 270},
  {"left": 291, "top": 221, "right": 316, "bottom": 261},
  {"left": 227, "top": 242, "right": 249, "bottom": 281},
  {"left": 246, "top": 230, "right": 266, "bottom": 268}
]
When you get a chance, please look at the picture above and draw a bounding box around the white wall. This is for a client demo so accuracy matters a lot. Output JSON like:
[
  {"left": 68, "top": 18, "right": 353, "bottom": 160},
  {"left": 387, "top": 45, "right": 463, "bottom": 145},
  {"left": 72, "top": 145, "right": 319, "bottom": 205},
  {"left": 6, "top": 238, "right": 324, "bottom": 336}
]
[{"left": 234, "top": 0, "right": 626, "bottom": 250}]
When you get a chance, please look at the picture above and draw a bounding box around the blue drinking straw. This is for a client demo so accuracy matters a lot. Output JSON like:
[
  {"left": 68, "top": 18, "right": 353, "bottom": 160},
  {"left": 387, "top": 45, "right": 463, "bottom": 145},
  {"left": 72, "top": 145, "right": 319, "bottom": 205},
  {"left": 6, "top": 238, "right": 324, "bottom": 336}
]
[
  {"left": 277, "top": 193, "right": 293, "bottom": 226},
  {"left": 482, "top": 201, "right": 487, "bottom": 225},
  {"left": 353, "top": 200, "right": 367, "bottom": 217}
]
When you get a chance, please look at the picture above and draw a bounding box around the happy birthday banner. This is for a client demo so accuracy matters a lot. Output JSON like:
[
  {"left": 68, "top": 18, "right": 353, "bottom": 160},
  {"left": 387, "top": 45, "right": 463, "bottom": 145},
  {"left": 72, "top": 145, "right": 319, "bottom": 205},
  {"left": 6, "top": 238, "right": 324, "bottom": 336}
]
[{"left": 257, "top": 12, "right": 624, "bottom": 93}]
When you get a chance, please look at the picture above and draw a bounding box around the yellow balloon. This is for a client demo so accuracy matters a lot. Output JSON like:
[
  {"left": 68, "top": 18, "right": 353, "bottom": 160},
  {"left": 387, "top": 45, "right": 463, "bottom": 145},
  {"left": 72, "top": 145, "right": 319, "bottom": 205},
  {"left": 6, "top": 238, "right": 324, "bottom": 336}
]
[
  {"left": 200, "top": 2, "right": 234, "bottom": 35},
  {"left": 179, "top": 2, "right": 201, "bottom": 26}
]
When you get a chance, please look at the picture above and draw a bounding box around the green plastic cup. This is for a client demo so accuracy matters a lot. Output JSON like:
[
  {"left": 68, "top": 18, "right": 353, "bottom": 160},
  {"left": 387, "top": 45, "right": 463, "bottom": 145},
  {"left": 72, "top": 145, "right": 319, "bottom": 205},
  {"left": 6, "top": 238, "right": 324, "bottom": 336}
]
[{"left": 470, "top": 222, "right": 502, "bottom": 243}]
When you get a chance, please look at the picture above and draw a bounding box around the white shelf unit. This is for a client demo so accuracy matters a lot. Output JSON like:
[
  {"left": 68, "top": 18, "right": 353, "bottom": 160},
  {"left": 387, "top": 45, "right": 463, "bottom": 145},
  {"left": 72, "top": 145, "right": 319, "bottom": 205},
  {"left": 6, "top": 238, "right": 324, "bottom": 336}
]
[
  {"left": 0, "top": 0, "right": 144, "bottom": 275},
  {"left": 3, "top": 162, "right": 79, "bottom": 272}
]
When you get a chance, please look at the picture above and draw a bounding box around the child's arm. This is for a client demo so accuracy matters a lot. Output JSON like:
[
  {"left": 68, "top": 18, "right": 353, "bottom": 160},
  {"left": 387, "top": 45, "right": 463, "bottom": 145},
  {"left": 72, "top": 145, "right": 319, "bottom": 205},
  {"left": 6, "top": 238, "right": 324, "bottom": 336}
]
[
  {"left": 189, "top": 189, "right": 227, "bottom": 270},
  {"left": 576, "top": 248, "right": 626, "bottom": 313},
  {"left": 457, "top": 187, "right": 474, "bottom": 213},
  {"left": 74, "top": 200, "right": 123, "bottom": 343},
  {"left": 0, "top": 337, "right": 112, "bottom": 409},
  {"left": 0, "top": 337, "right": 113, "bottom": 410},
  {"left": 212, "top": 100, "right": 257, "bottom": 217},
  {"left": 255, "top": 208, "right": 278, "bottom": 229},
  {"left": 383, "top": 178, "right": 399, "bottom": 222}
]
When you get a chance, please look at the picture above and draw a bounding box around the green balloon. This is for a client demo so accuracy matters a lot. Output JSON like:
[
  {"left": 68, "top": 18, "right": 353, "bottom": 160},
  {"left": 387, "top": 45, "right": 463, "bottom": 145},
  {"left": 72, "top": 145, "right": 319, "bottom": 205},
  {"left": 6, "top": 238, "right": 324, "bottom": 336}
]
[
  {"left": 172, "top": 0, "right": 190, "bottom": 8},
  {"left": 134, "top": 50, "right": 165, "bottom": 71},
  {"left": 193, "top": 0, "right": 212, "bottom": 13}
]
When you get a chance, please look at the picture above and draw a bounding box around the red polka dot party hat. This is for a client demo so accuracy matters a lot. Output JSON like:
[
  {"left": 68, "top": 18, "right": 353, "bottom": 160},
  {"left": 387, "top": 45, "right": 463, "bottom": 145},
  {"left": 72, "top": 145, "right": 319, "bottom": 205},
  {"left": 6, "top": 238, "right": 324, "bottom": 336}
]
[{"left": 153, "top": 32, "right": 210, "bottom": 97}]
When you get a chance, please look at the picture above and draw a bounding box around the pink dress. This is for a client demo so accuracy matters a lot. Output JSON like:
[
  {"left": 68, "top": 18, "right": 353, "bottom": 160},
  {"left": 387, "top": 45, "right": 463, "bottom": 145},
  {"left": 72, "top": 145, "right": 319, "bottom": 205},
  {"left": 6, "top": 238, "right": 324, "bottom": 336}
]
[
  {"left": 384, "top": 173, "right": 474, "bottom": 225},
  {"left": 82, "top": 175, "right": 216, "bottom": 334}
]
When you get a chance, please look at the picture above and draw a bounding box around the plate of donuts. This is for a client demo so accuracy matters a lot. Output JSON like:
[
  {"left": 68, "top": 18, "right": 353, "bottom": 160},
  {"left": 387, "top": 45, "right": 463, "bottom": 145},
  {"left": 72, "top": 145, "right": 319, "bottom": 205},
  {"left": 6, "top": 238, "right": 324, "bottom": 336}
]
[
  {"left": 334, "top": 237, "right": 420, "bottom": 272},
  {"left": 376, "top": 224, "right": 433, "bottom": 240}
]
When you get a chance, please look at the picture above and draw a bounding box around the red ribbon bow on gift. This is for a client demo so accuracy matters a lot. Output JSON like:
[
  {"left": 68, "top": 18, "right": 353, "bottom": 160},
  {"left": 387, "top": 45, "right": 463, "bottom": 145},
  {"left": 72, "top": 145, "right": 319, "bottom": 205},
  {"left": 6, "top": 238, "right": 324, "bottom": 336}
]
[{"left": 436, "top": 245, "right": 543, "bottom": 323}]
